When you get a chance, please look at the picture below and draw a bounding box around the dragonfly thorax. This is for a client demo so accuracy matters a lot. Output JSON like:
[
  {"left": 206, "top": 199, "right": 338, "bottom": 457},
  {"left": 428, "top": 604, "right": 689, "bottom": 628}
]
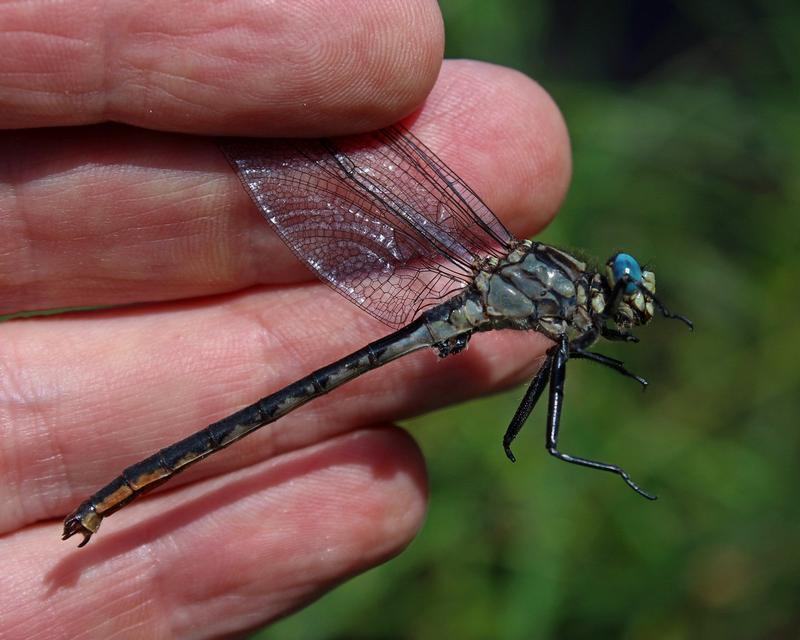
[
  {"left": 473, "top": 241, "right": 599, "bottom": 343},
  {"left": 468, "top": 243, "right": 661, "bottom": 350}
]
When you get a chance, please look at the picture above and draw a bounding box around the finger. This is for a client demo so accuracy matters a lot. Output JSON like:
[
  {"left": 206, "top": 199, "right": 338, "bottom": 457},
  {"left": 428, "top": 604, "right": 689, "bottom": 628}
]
[
  {"left": 0, "top": 0, "right": 444, "bottom": 135},
  {"left": 1, "top": 428, "right": 427, "bottom": 639},
  {"left": 1, "top": 60, "right": 570, "bottom": 314},
  {"left": 0, "top": 282, "right": 546, "bottom": 533},
  {"left": 414, "top": 60, "right": 571, "bottom": 242}
]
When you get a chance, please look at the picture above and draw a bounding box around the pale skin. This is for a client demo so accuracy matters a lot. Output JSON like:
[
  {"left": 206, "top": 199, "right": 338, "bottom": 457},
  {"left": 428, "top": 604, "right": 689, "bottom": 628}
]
[{"left": 0, "top": 1, "right": 572, "bottom": 637}]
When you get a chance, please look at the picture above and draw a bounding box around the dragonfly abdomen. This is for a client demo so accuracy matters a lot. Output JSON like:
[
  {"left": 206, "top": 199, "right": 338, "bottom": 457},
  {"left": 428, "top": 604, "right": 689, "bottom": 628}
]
[{"left": 62, "top": 314, "right": 446, "bottom": 546}]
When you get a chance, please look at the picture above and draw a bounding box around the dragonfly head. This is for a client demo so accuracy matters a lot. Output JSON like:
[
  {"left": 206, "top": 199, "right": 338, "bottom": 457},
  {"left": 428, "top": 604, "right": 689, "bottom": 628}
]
[{"left": 605, "top": 253, "right": 655, "bottom": 328}]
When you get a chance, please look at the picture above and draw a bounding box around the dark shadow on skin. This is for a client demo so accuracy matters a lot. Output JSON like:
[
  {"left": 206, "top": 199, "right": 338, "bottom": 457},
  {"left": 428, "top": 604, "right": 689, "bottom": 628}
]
[
  {"left": 0, "top": 124, "right": 224, "bottom": 184},
  {"left": 43, "top": 426, "right": 426, "bottom": 593}
]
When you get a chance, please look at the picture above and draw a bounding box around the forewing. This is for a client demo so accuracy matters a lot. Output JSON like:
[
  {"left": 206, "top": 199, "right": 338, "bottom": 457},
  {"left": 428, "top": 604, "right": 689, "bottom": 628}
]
[
  {"left": 220, "top": 126, "right": 513, "bottom": 327},
  {"left": 352, "top": 126, "right": 514, "bottom": 258}
]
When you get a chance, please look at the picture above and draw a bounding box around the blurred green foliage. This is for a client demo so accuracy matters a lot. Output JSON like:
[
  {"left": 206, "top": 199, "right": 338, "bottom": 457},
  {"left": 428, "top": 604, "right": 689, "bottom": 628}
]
[{"left": 263, "top": 1, "right": 800, "bottom": 638}]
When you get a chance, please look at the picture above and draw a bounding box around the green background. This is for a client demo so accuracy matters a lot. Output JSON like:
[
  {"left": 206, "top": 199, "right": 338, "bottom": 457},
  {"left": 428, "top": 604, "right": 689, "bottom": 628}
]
[{"left": 263, "top": 1, "right": 800, "bottom": 638}]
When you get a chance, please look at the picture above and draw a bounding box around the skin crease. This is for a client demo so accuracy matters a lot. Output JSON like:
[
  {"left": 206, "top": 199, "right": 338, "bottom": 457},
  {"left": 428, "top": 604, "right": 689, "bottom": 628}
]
[{"left": 0, "top": 1, "right": 571, "bottom": 638}]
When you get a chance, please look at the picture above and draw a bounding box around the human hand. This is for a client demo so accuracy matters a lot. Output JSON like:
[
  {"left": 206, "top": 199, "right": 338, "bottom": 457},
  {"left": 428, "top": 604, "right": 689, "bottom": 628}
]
[{"left": 0, "top": 1, "right": 570, "bottom": 637}]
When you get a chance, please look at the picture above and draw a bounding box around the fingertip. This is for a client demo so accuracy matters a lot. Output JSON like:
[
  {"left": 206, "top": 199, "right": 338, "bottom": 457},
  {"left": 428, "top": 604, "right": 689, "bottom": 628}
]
[{"left": 412, "top": 60, "right": 572, "bottom": 237}]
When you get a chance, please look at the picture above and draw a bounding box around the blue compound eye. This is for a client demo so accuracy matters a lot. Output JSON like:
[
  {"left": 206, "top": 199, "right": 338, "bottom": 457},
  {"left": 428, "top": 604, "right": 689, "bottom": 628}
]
[{"left": 612, "top": 253, "right": 642, "bottom": 293}]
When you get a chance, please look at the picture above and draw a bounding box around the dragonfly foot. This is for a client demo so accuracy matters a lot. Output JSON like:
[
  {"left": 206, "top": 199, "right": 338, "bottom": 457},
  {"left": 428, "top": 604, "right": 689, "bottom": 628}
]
[
  {"left": 620, "top": 471, "right": 657, "bottom": 501},
  {"left": 503, "top": 444, "right": 517, "bottom": 463}
]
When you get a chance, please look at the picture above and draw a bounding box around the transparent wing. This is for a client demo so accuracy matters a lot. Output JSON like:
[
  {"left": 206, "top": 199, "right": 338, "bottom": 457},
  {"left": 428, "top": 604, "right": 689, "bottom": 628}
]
[{"left": 220, "top": 125, "right": 514, "bottom": 327}]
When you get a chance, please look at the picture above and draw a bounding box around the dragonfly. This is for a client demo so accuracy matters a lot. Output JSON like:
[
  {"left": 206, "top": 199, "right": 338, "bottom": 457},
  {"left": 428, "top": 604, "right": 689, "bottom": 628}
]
[{"left": 63, "top": 124, "right": 692, "bottom": 547}]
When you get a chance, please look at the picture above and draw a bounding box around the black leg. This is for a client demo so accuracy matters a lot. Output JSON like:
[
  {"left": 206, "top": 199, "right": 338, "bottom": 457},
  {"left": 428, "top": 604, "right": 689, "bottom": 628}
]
[
  {"left": 570, "top": 349, "right": 648, "bottom": 389},
  {"left": 546, "top": 337, "right": 657, "bottom": 500},
  {"left": 635, "top": 284, "right": 693, "bottom": 330},
  {"left": 503, "top": 350, "right": 554, "bottom": 462},
  {"left": 601, "top": 326, "right": 639, "bottom": 343}
]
